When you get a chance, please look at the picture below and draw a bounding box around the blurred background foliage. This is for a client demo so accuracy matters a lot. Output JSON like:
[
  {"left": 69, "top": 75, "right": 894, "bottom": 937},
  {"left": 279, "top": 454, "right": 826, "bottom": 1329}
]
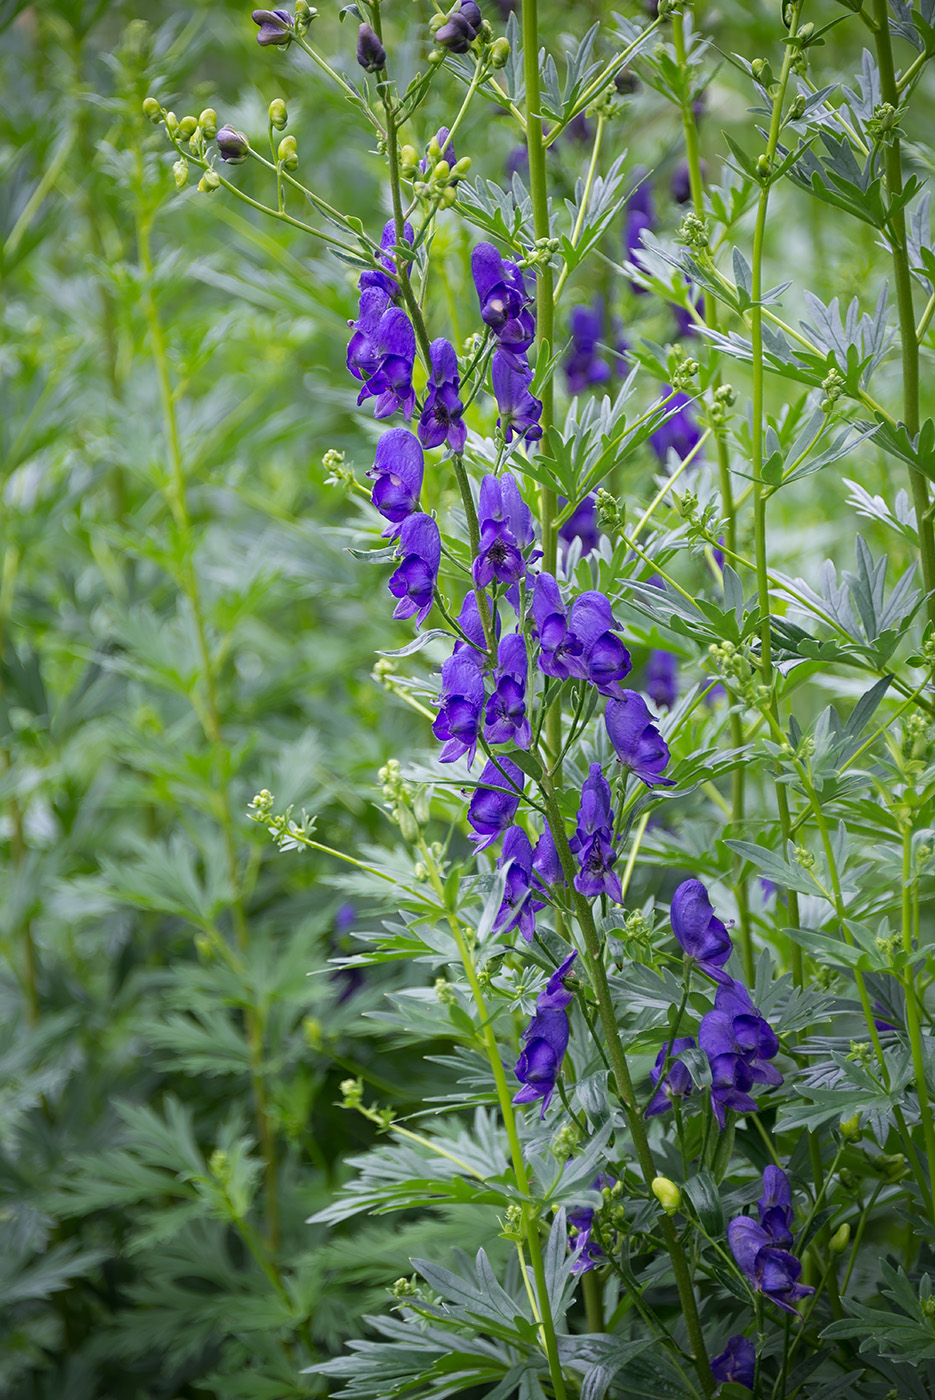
[{"left": 1, "top": 0, "right": 932, "bottom": 1395}]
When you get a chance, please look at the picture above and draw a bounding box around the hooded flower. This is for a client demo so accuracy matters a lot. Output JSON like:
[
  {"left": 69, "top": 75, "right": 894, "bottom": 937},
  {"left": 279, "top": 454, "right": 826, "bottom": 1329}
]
[
  {"left": 484, "top": 631, "right": 531, "bottom": 748},
  {"left": 473, "top": 472, "right": 536, "bottom": 589},
  {"left": 252, "top": 8, "right": 293, "bottom": 46},
  {"left": 453, "top": 590, "right": 500, "bottom": 657},
  {"left": 533, "top": 822, "right": 566, "bottom": 890},
  {"left": 604, "top": 691, "right": 673, "bottom": 787},
  {"left": 433, "top": 652, "right": 485, "bottom": 765},
  {"left": 356, "top": 306, "right": 417, "bottom": 419},
  {"left": 650, "top": 389, "right": 702, "bottom": 466},
  {"left": 356, "top": 22, "right": 385, "bottom": 71},
  {"left": 492, "top": 351, "right": 543, "bottom": 445},
  {"left": 709, "top": 1052, "right": 758, "bottom": 1127},
  {"left": 388, "top": 512, "right": 440, "bottom": 626},
  {"left": 711, "top": 1336, "right": 755, "bottom": 1391},
  {"left": 569, "top": 763, "right": 621, "bottom": 901},
  {"left": 367, "top": 427, "right": 423, "bottom": 534},
  {"left": 471, "top": 243, "right": 536, "bottom": 365},
  {"left": 558, "top": 495, "right": 600, "bottom": 560},
  {"left": 758, "top": 1166, "right": 795, "bottom": 1248},
  {"left": 728, "top": 1215, "right": 814, "bottom": 1314},
  {"left": 359, "top": 218, "right": 415, "bottom": 301},
  {"left": 467, "top": 756, "right": 524, "bottom": 850},
  {"left": 532, "top": 573, "right": 584, "bottom": 680},
  {"left": 418, "top": 338, "right": 466, "bottom": 452},
  {"left": 670, "top": 878, "right": 733, "bottom": 982},
  {"left": 568, "top": 1174, "right": 615, "bottom": 1275},
  {"left": 564, "top": 304, "right": 611, "bottom": 394},
  {"left": 645, "top": 1035, "right": 696, "bottom": 1117},
  {"left": 513, "top": 951, "right": 577, "bottom": 1116},
  {"left": 494, "top": 826, "right": 544, "bottom": 941},
  {"left": 699, "top": 979, "right": 783, "bottom": 1095},
  {"left": 435, "top": 0, "right": 482, "bottom": 51},
  {"left": 645, "top": 650, "right": 678, "bottom": 710},
  {"left": 567, "top": 592, "right": 631, "bottom": 697},
  {"left": 347, "top": 288, "right": 390, "bottom": 382},
  {"left": 216, "top": 124, "right": 249, "bottom": 163}
]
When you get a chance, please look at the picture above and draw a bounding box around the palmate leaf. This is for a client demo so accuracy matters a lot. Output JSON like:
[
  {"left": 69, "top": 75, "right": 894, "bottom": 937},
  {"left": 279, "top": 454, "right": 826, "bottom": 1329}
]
[{"left": 823, "top": 1264, "right": 935, "bottom": 1362}]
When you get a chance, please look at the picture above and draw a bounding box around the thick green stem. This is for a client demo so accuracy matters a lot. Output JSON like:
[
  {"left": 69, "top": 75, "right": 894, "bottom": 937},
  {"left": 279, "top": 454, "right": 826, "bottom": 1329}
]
[
  {"left": 872, "top": 0, "right": 935, "bottom": 630},
  {"left": 902, "top": 824, "right": 935, "bottom": 1221}
]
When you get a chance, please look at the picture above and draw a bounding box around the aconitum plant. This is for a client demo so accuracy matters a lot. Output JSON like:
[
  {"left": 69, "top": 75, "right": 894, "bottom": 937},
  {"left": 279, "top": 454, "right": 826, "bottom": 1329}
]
[{"left": 154, "top": 0, "right": 935, "bottom": 1396}]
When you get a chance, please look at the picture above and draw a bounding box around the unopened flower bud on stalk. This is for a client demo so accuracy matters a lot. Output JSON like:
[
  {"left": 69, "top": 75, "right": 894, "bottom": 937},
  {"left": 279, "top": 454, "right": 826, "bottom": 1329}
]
[
  {"left": 252, "top": 7, "right": 294, "bottom": 46},
  {"left": 839, "top": 1114, "right": 862, "bottom": 1142},
  {"left": 357, "top": 22, "right": 386, "bottom": 72},
  {"left": 830, "top": 1223, "right": 851, "bottom": 1254},
  {"left": 173, "top": 158, "right": 189, "bottom": 188},
  {"left": 178, "top": 114, "right": 197, "bottom": 139},
  {"left": 198, "top": 169, "right": 221, "bottom": 193},
  {"left": 216, "top": 124, "right": 249, "bottom": 163},
  {"left": 164, "top": 111, "right": 179, "bottom": 135},
  {"left": 399, "top": 144, "right": 420, "bottom": 178},
  {"left": 268, "top": 98, "right": 287, "bottom": 129},
  {"left": 278, "top": 134, "right": 298, "bottom": 170},
  {"left": 294, "top": 0, "right": 317, "bottom": 34},
  {"left": 142, "top": 96, "right": 161, "bottom": 122},
  {"left": 651, "top": 1177, "right": 682, "bottom": 1214},
  {"left": 490, "top": 36, "right": 510, "bottom": 68},
  {"left": 199, "top": 108, "right": 218, "bottom": 139}
]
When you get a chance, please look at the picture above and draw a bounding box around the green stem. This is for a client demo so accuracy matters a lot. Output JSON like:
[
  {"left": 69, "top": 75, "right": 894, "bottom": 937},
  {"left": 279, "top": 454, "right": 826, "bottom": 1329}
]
[{"left": 901, "top": 823, "right": 935, "bottom": 1222}]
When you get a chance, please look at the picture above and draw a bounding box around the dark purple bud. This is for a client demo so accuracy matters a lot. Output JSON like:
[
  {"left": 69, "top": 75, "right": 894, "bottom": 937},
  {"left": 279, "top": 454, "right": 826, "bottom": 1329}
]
[
  {"left": 567, "top": 592, "right": 631, "bottom": 697},
  {"left": 494, "top": 826, "right": 543, "bottom": 941},
  {"left": 670, "top": 878, "right": 732, "bottom": 982},
  {"left": 645, "top": 1035, "right": 696, "bottom": 1117},
  {"left": 367, "top": 427, "right": 423, "bottom": 535},
  {"left": 418, "top": 338, "right": 466, "bottom": 452},
  {"left": 604, "top": 691, "right": 673, "bottom": 787},
  {"left": 466, "top": 756, "right": 524, "bottom": 850},
  {"left": 435, "top": 12, "right": 475, "bottom": 51},
  {"left": 650, "top": 388, "right": 702, "bottom": 466},
  {"left": 388, "top": 512, "right": 440, "bottom": 627},
  {"left": 728, "top": 1216, "right": 814, "bottom": 1314},
  {"left": 492, "top": 351, "right": 543, "bottom": 445},
  {"left": 569, "top": 763, "right": 621, "bottom": 902},
  {"left": 558, "top": 495, "right": 600, "bottom": 559},
  {"left": 459, "top": 0, "right": 483, "bottom": 28},
  {"left": 357, "top": 22, "right": 386, "bottom": 72},
  {"left": 216, "top": 124, "right": 250, "bottom": 163},
  {"left": 711, "top": 1336, "right": 755, "bottom": 1391},
  {"left": 433, "top": 652, "right": 485, "bottom": 766},
  {"left": 252, "top": 8, "right": 294, "bottom": 45},
  {"left": 484, "top": 631, "right": 530, "bottom": 748},
  {"left": 758, "top": 1165, "right": 795, "bottom": 1247}
]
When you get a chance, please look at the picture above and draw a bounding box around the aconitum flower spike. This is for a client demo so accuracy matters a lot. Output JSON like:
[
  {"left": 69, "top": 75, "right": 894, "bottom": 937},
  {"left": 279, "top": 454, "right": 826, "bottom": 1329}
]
[
  {"left": 604, "top": 691, "right": 673, "bottom": 787},
  {"left": 650, "top": 388, "right": 702, "bottom": 465},
  {"left": 513, "top": 949, "right": 577, "bottom": 1116},
  {"left": 646, "top": 649, "right": 678, "bottom": 710},
  {"left": 532, "top": 573, "right": 584, "bottom": 680},
  {"left": 758, "top": 1166, "right": 795, "bottom": 1247},
  {"left": 466, "top": 756, "right": 524, "bottom": 850},
  {"left": 711, "top": 1336, "right": 755, "bottom": 1391},
  {"left": 387, "top": 513, "right": 440, "bottom": 627},
  {"left": 359, "top": 219, "right": 415, "bottom": 301},
  {"left": 367, "top": 427, "right": 423, "bottom": 535},
  {"left": 645, "top": 1036, "right": 696, "bottom": 1117},
  {"left": 493, "top": 826, "right": 543, "bottom": 941},
  {"left": 484, "top": 631, "right": 531, "bottom": 748},
  {"left": 356, "top": 22, "right": 386, "bottom": 71},
  {"left": 567, "top": 592, "right": 631, "bottom": 697},
  {"left": 558, "top": 496, "right": 600, "bottom": 559},
  {"left": 432, "top": 652, "right": 484, "bottom": 765},
  {"left": 569, "top": 763, "right": 622, "bottom": 902},
  {"left": 728, "top": 1216, "right": 814, "bottom": 1314},
  {"left": 492, "top": 352, "right": 543, "bottom": 445},
  {"left": 670, "top": 878, "right": 733, "bottom": 982},
  {"left": 473, "top": 473, "right": 534, "bottom": 588},
  {"left": 356, "top": 306, "right": 417, "bottom": 419},
  {"left": 216, "top": 124, "right": 250, "bottom": 163},
  {"left": 418, "top": 338, "right": 466, "bottom": 452},
  {"left": 252, "top": 8, "right": 294, "bottom": 46}
]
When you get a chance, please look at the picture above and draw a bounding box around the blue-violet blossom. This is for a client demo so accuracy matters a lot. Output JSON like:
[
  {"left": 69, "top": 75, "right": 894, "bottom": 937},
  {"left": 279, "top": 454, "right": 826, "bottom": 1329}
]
[
  {"left": 473, "top": 472, "right": 536, "bottom": 589},
  {"left": 367, "top": 427, "right": 423, "bottom": 535},
  {"left": 484, "top": 631, "right": 531, "bottom": 748},
  {"left": 433, "top": 652, "right": 485, "bottom": 765},
  {"left": 645, "top": 1035, "right": 696, "bottom": 1117},
  {"left": 670, "top": 878, "right": 733, "bottom": 982},
  {"left": 492, "top": 351, "right": 543, "bottom": 445},
  {"left": 711, "top": 1336, "right": 755, "bottom": 1391},
  {"left": 356, "top": 306, "right": 417, "bottom": 419},
  {"left": 494, "top": 826, "right": 543, "bottom": 941},
  {"left": 604, "top": 691, "right": 673, "bottom": 787},
  {"left": 388, "top": 513, "right": 440, "bottom": 627},
  {"left": 513, "top": 951, "right": 577, "bottom": 1116},
  {"left": 418, "top": 337, "right": 466, "bottom": 452},
  {"left": 467, "top": 756, "right": 524, "bottom": 850},
  {"left": 569, "top": 763, "right": 622, "bottom": 901}
]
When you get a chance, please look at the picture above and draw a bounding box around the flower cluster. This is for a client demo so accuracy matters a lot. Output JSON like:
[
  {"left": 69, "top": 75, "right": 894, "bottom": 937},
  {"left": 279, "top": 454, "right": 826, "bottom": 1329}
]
[
  {"left": 513, "top": 952, "right": 577, "bottom": 1116},
  {"left": 728, "top": 1167, "right": 815, "bottom": 1315},
  {"left": 471, "top": 243, "right": 542, "bottom": 443}
]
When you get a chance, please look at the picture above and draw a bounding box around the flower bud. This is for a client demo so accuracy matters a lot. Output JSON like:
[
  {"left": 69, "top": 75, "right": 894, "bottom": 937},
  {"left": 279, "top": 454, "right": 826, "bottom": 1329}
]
[
  {"left": 830, "top": 1222, "right": 850, "bottom": 1254},
  {"left": 756, "top": 153, "right": 771, "bottom": 176},
  {"left": 789, "top": 93, "right": 806, "bottom": 120},
  {"left": 434, "top": 12, "right": 474, "bottom": 52},
  {"left": 294, "top": 0, "right": 316, "bottom": 35},
  {"left": 839, "top": 1114, "right": 862, "bottom": 1142},
  {"left": 357, "top": 22, "right": 386, "bottom": 72},
  {"left": 399, "top": 144, "right": 420, "bottom": 178},
  {"left": 452, "top": 156, "right": 472, "bottom": 178},
  {"left": 164, "top": 111, "right": 179, "bottom": 135},
  {"left": 397, "top": 801, "right": 420, "bottom": 844},
  {"left": 433, "top": 159, "right": 451, "bottom": 183},
  {"left": 198, "top": 169, "right": 221, "bottom": 193},
  {"left": 173, "top": 157, "right": 189, "bottom": 188},
  {"left": 614, "top": 67, "right": 638, "bottom": 94},
  {"left": 651, "top": 1177, "right": 682, "bottom": 1214},
  {"left": 252, "top": 8, "right": 294, "bottom": 46},
  {"left": 199, "top": 108, "right": 218, "bottom": 140},
  {"left": 269, "top": 98, "right": 288, "bottom": 129},
  {"left": 278, "top": 134, "right": 298, "bottom": 170},
  {"left": 142, "top": 96, "right": 161, "bottom": 123},
  {"left": 216, "top": 125, "right": 249, "bottom": 164},
  {"left": 440, "top": 186, "right": 457, "bottom": 208},
  {"left": 490, "top": 36, "right": 510, "bottom": 68},
  {"left": 178, "top": 114, "right": 197, "bottom": 139}
]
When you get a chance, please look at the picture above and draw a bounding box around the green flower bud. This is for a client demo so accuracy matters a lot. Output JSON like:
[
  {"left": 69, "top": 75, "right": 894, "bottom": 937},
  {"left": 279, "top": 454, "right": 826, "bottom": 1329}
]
[
  {"left": 303, "top": 1015, "right": 323, "bottom": 1049},
  {"left": 278, "top": 134, "right": 298, "bottom": 171},
  {"left": 839, "top": 1114, "right": 862, "bottom": 1142},
  {"left": 651, "top": 1177, "right": 682, "bottom": 1214},
  {"left": 164, "top": 111, "right": 179, "bottom": 135},
  {"left": 199, "top": 107, "right": 218, "bottom": 139},
  {"left": 830, "top": 1222, "right": 850, "bottom": 1254},
  {"left": 756, "top": 153, "right": 771, "bottom": 176},
  {"left": 399, "top": 144, "right": 420, "bottom": 179},
  {"left": 178, "top": 115, "right": 198, "bottom": 139},
  {"left": 294, "top": 0, "right": 317, "bottom": 35},
  {"left": 789, "top": 93, "right": 806, "bottom": 120},
  {"left": 452, "top": 156, "right": 472, "bottom": 178},
  {"left": 797, "top": 21, "right": 815, "bottom": 41},
  {"left": 428, "top": 47, "right": 446, "bottom": 65},
  {"left": 173, "top": 157, "right": 189, "bottom": 188},
  {"left": 269, "top": 98, "right": 288, "bottom": 130},
  {"left": 490, "top": 36, "right": 510, "bottom": 68},
  {"left": 397, "top": 801, "right": 420, "bottom": 844},
  {"left": 433, "top": 159, "right": 451, "bottom": 183},
  {"left": 440, "top": 185, "right": 457, "bottom": 208},
  {"left": 142, "top": 96, "right": 161, "bottom": 123},
  {"left": 198, "top": 168, "right": 221, "bottom": 193}
]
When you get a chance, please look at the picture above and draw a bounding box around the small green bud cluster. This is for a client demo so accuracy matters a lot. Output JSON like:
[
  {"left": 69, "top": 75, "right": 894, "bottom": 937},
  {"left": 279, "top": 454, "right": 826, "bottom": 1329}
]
[
  {"left": 677, "top": 211, "right": 708, "bottom": 252},
  {"left": 874, "top": 932, "right": 900, "bottom": 964},
  {"left": 820, "top": 366, "right": 846, "bottom": 412},
  {"left": 249, "top": 789, "right": 275, "bottom": 821},
  {"left": 391, "top": 1276, "right": 419, "bottom": 1300},
  {"left": 707, "top": 383, "right": 736, "bottom": 427},
  {"left": 621, "top": 908, "right": 652, "bottom": 959},
  {"left": 378, "top": 759, "right": 429, "bottom": 842},
  {"left": 340, "top": 1076, "right": 364, "bottom": 1107},
  {"left": 669, "top": 351, "right": 699, "bottom": 392},
  {"left": 595, "top": 488, "right": 624, "bottom": 535},
  {"left": 500, "top": 1203, "right": 524, "bottom": 1242},
  {"left": 793, "top": 844, "right": 816, "bottom": 870},
  {"left": 902, "top": 711, "right": 931, "bottom": 762},
  {"left": 434, "top": 977, "right": 458, "bottom": 1005},
  {"left": 550, "top": 1121, "right": 582, "bottom": 1161},
  {"left": 294, "top": 0, "right": 317, "bottom": 37},
  {"left": 518, "top": 237, "right": 561, "bottom": 272},
  {"left": 846, "top": 1040, "right": 871, "bottom": 1066}
]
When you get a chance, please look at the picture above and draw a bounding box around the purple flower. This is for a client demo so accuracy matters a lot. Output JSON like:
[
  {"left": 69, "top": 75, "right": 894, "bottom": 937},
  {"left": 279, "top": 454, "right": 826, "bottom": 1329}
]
[
  {"left": 728, "top": 1215, "right": 814, "bottom": 1315},
  {"left": 492, "top": 351, "right": 543, "bottom": 445},
  {"left": 645, "top": 1035, "right": 696, "bottom": 1117},
  {"left": 513, "top": 951, "right": 577, "bottom": 1116},
  {"left": 367, "top": 427, "right": 423, "bottom": 535},
  {"left": 252, "top": 8, "right": 293, "bottom": 46},
  {"left": 709, "top": 1053, "right": 758, "bottom": 1127},
  {"left": 471, "top": 243, "right": 536, "bottom": 364},
  {"left": 506, "top": 145, "right": 529, "bottom": 183},
  {"left": 473, "top": 472, "right": 536, "bottom": 589},
  {"left": 558, "top": 495, "right": 600, "bottom": 559},
  {"left": 494, "top": 826, "right": 544, "bottom": 942},
  {"left": 673, "top": 283, "right": 705, "bottom": 340},
  {"left": 700, "top": 979, "right": 782, "bottom": 1091},
  {"left": 433, "top": 652, "right": 485, "bottom": 765},
  {"left": 604, "top": 691, "right": 673, "bottom": 787},
  {"left": 347, "top": 289, "right": 390, "bottom": 382},
  {"left": 564, "top": 305, "right": 611, "bottom": 394},
  {"left": 420, "top": 126, "right": 456, "bottom": 173},
  {"left": 485, "top": 632, "right": 531, "bottom": 748},
  {"left": 329, "top": 901, "right": 363, "bottom": 1003},
  {"left": 569, "top": 763, "right": 622, "bottom": 902},
  {"left": 567, "top": 592, "right": 631, "bottom": 697},
  {"left": 533, "top": 822, "right": 566, "bottom": 890},
  {"left": 467, "top": 756, "right": 524, "bottom": 850},
  {"left": 359, "top": 218, "right": 415, "bottom": 301},
  {"left": 671, "top": 160, "right": 692, "bottom": 205},
  {"left": 356, "top": 307, "right": 417, "bottom": 420},
  {"left": 418, "top": 338, "right": 466, "bottom": 452},
  {"left": 670, "top": 879, "right": 732, "bottom": 983},
  {"left": 454, "top": 590, "right": 500, "bottom": 656},
  {"left": 646, "top": 649, "right": 678, "bottom": 710},
  {"left": 388, "top": 513, "right": 440, "bottom": 627},
  {"left": 650, "top": 389, "right": 702, "bottom": 466},
  {"left": 568, "top": 1174, "right": 615, "bottom": 1275},
  {"left": 624, "top": 178, "right": 656, "bottom": 292},
  {"left": 758, "top": 1165, "right": 795, "bottom": 1248},
  {"left": 711, "top": 1336, "right": 755, "bottom": 1391},
  {"left": 532, "top": 573, "right": 584, "bottom": 680},
  {"left": 215, "top": 125, "right": 249, "bottom": 163},
  {"left": 356, "top": 21, "right": 386, "bottom": 71},
  {"left": 435, "top": 1, "right": 482, "bottom": 51}
]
